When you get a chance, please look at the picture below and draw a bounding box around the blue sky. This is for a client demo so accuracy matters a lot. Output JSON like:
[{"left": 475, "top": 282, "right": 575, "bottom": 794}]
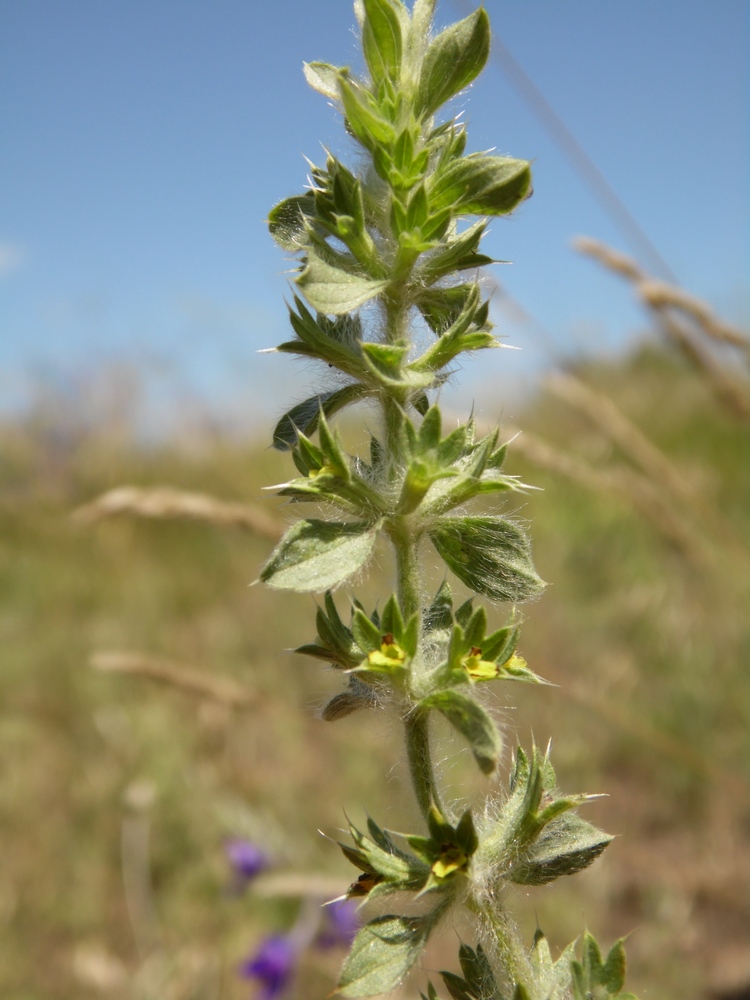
[{"left": 2, "top": 0, "right": 748, "bottom": 428}]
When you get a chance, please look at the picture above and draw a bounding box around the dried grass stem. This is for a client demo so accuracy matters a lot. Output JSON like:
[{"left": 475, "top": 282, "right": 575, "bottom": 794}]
[
  {"left": 73, "top": 486, "right": 284, "bottom": 541},
  {"left": 91, "top": 650, "right": 256, "bottom": 708}
]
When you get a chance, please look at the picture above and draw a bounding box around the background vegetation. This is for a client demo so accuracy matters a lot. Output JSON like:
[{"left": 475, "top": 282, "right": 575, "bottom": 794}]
[{"left": 1, "top": 328, "right": 748, "bottom": 999}]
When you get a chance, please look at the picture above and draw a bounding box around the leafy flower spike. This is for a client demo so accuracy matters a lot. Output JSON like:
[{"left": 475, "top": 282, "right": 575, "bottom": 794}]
[{"left": 261, "top": 2, "right": 641, "bottom": 997}]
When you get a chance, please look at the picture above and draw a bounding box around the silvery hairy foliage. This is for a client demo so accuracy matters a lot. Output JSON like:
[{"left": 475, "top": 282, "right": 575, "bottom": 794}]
[{"left": 260, "top": 1, "right": 641, "bottom": 996}]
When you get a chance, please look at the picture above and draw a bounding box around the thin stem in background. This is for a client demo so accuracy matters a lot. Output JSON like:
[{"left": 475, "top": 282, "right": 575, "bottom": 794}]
[{"left": 405, "top": 707, "right": 444, "bottom": 822}]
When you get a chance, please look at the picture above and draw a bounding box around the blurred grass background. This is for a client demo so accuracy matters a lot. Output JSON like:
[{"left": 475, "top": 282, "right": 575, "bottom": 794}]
[{"left": 1, "top": 334, "right": 749, "bottom": 999}]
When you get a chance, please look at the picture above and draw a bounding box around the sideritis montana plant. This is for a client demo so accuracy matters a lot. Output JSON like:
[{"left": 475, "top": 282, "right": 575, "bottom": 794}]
[{"left": 260, "top": 2, "right": 641, "bottom": 997}]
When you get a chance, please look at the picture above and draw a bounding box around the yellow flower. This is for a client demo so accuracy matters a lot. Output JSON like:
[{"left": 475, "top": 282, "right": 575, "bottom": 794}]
[
  {"left": 367, "top": 633, "right": 407, "bottom": 671},
  {"left": 431, "top": 843, "right": 468, "bottom": 880},
  {"left": 461, "top": 646, "right": 499, "bottom": 682},
  {"left": 307, "top": 464, "right": 335, "bottom": 480}
]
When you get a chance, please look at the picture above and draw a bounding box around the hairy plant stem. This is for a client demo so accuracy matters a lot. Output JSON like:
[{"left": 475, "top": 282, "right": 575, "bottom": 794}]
[
  {"left": 389, "top": 516, "right": 421, "bottom": 621},
  {"left": 382, "top": 395, "right": 404, "bottom": 484},
  {"left": 468, "top": 895, "right": 533, "bottom": 991},
  {"left": 382, "top": 288, "right": 445, "bottom": 827},
  {"left": 405, "top": 707, "right": 444, "bottom": 822}
]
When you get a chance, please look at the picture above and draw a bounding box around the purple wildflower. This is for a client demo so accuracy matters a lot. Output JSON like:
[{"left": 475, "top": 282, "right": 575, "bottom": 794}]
[
  {"left": 225, "top": 839, "right": 269, "bottom": 884},
  {"left": 315, "top": 899, "right": 361, "bottom": 950},
  {"left": 240, "top": 934, "right": 297, "bottom": 1000}
]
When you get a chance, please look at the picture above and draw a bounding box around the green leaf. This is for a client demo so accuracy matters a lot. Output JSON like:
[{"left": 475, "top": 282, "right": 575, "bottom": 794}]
[
  {"left": 316, "top": 607, "right": 347, "bottom": 658},
  {"left": 292, "top": 432, "right": 324, "bottom": 475},
  {"left": 278, "top": 296, "right": 368, "bottom": 376},
  {"left": 317, "top": 410, "right": 351, "bottom": 479},
  {"left": 297, "top": 250, "right": 388, "bottom": 315},
  {"left": 303, "top": 218, "right": 363, "bottom": 274},
  {"left": 417, "top": 220, "right": 494, "bottom": 284},
  {"left": 416, "top": 9, "right": 491, "bottom": 118},
  {"left": 393, "top": 127, "right": 414, "bottom": 171},
  {"left": 404, "top": 184, "right": 429, "bottom": 233},
  {"left": 424, "top": 580, "right": 454, "bottom": 635},
  {"left": 429, "top": 516, "right": 545, "bottom": 604},
  {"left": 418, "top": 208, "right": 452, "bottom": 244},
  {"left": 303, "top": 60, "right": 342, "bottom": 100},
  {"left": 337, "top": 914, "right": 433, "bottom": 997},
  {"left": 274, "top": 471, "right": 385, "bottom": 520},
  {"left": 421, "top": 688, "right": 501, "bottom": 774},
  {"left": 322, "top": 693, "right": 362, "bottom": 722},
  {"left": 529, "top": 929, "right": 576, "bottom": 1000},
  {"left": 507, "top": 812, "right": 613, "bottom": 885},
  {"left": 361, "top": 341, "right": 408, "bottom": 378},
  {"left": 602, "top": 939, "right": 627, "bottom": 994},
  {"left": 294, "top": 642, "right": 340, "bottom": 663},
  {"left": 411, "top": 0, "right": 437, "bottom": 41},
  {"left": 416, "top": 404, "right": 440, "bottom": 448},
  {"left": 324, "top": 591, "right": 353, "bottom": 645},
  {"left": 310, "top": 594, "right": 363, "bottom": 668},
  {"left": 366, "top": 815, "right": 406, "bottom": 855},
  {"left": 260, "top": 518, "right": 379, "bottom": 592},
  {"left": 330, "top": 160, "right": 366, "bottom": 228},
  {"left": 429, "top": 154, "right": 532, "bottom": 217},
  {"left": 463, "top": 605, "right": 487, "bottom": 649},
  {"left": 441, "top": 954, "right": 501, "bottom": 1000},
  {"left": 456, "top": 809, "right": 479, "bottom": 857},
  {"left": 338, "top": 72, "right": 396, "bottom": 150},
  {"left": 410, "top": 287, "right": 495, "bottom": 373},
  {"left": 322, "top": 678, "right": 376, "bottom": 721},
  {"left": 413, "top": 390, "right": 430, "bottom": 415},
  {"left": 352, "top": 607, "right": 384, "bottom": 653},
  {"left": 458, "top": 943, "right": 497, "bottom": 999},
  {"left": 571, "top": 934, "right": 635, "bottom": 1000},
  {"left": 347, "top": 819, "right": 427, "bottom": 886},
  {"left": 440, "top": 972, "right": 473, "bottom": 1000},
  {"left": 415, "top": 284, "right": 474, "bottom": 333},
  {"left": 272, "top": 385, "right": 366, "bottom": 450},
  {"left": 430, "top": 120, "right": 468, "bottom": 167},
  {"left": 455, "top": 596, "right": 474, "bottom": 627},
  {"left": 380, "top": 593, "right": 405, "bottom": 639},
  {"left": 268, "top": 192, "right": 317, "bottom": 251},
  {"left": 362, "top": 0, "right": 403, "bottom": 85},
  {"left": 488, "top": 745, "right": 602, "bottom": 876},
  {"left": 480, "top": 623, "right": 518, "bottom": 665},
  {"left": 401, "top": 613, "right": 419, "bottom": 658},
  {"left": 361, "top": 341, "right": 433, "bottom": 389},
  {"left": 437, "top": 425, "right": 470, "bottom": 467}
]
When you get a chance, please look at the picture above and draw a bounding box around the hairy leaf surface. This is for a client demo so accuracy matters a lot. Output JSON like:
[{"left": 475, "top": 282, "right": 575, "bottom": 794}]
[
  {"left": 429, "top": 516, "right": 545, "bottom": 603},
  {"left": 260, "top": 519, "right": 379, "bottom": 592}
]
